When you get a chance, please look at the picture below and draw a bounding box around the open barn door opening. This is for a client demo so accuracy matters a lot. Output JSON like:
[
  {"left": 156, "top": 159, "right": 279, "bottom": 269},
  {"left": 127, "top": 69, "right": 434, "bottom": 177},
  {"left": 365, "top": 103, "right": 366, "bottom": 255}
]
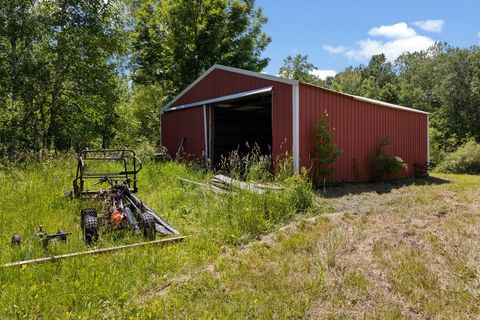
[{"left": 211, "top": 93, "right": 272, "bottom": 166}]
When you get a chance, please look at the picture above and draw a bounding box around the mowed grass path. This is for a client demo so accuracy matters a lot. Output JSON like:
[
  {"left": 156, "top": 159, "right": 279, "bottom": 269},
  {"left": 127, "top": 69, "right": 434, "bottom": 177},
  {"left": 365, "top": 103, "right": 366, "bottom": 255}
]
[{"left": 1, "top": 159, "right": 480, "bottom": 319}]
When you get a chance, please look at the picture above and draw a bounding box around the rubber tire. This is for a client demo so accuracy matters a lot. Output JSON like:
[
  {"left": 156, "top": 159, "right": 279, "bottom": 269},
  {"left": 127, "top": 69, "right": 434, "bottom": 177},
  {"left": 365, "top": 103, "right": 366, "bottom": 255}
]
[
  {"left": 139, "top": 211, "right": 156, "bottom": 240},
  {"left": 81, "top": 208, "right": 97, "bottom": 218},
  {"left": 82, "top": 214, "right": 99, "bottom": 245}
]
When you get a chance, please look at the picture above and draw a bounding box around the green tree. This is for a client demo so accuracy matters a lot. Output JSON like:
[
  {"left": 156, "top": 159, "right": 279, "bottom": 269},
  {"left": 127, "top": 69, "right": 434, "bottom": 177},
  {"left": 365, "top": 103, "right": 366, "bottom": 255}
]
[
  {"left": 327, "top": 54, "right": 399, "bottom": 104},
  {"left": 327, "top": 67, "right": 363, "bottom": 95},
  {"left": 395, "top": 44, "right": 445, "bottom": 113},
  {"left": 0, "top": 0, "right": 128, "bottom": 159},
  {"left": 312, "top": 112, "right": 342, "bottom": 184},
  {"left": 278, "top": 54, "right": 323, "bottom": 86},
  {"left": 115, "top": 84, "right": 165, "bottom": 149},
  {"left": 0, "top": 0, "right": 45, "bottom": 156},
  {"left": 435, "top": 47, "right": 480, "bottom": 146},
  {"left": 41, "top": 0, "right": 128, "bottom": 151},
  {"left": 130, "top": 0, "right": 170, "bottom": 87},
  {"left": 397, "top": 44, "right": 480, "bottom": 161},
  {"left": 132, "top": 0, "right": 271, "bottom": 98}
]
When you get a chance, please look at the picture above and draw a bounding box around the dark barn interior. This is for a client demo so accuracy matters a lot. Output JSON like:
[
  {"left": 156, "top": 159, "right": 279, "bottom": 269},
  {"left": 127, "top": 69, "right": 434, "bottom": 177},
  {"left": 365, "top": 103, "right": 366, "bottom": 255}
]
[{"left": 211, "top": 93, "right": 272, "bottom": 164}]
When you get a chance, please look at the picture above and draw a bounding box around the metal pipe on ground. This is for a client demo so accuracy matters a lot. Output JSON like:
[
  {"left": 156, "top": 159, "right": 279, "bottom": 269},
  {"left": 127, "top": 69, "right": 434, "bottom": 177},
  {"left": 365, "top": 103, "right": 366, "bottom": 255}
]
[{"left": 1, "top": 236, "right": 187, "bottom": 268}]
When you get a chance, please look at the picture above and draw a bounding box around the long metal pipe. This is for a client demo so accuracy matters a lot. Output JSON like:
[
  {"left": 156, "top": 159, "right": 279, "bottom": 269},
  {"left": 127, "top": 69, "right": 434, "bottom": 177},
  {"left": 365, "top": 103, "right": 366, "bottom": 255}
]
[{"left": 1, "top": 236, "right": 187, "bottom": 268}]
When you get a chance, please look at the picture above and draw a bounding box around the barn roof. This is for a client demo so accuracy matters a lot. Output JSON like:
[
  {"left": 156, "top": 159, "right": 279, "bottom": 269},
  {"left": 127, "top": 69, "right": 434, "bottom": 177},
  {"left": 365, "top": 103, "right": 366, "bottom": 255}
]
[{"left": 164, "top": 64, "right": 429, "bottom": 115}]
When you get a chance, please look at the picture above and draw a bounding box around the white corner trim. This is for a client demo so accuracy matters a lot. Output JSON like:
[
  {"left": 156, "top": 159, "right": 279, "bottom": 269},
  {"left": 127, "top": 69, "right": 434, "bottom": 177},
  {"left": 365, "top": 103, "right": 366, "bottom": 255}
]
[
  {"left": 427, "top": 114, "right": 430, "bottom": 170},
  {"left": 203, "top": 104, "right": 208, "bottom": 166},
  {"left": 292, "top": 84, "right": 300, "bottom": 172},
  {"left": 163, "top": 64, "right": 298, "bottom": 111}
]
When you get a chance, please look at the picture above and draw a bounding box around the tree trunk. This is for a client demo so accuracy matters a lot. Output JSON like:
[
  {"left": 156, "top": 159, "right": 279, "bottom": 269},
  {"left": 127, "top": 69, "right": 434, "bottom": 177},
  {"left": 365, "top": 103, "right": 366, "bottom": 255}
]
[
  {"left": 9, "top": 34, "right": 18, "bottom": 157},
  {"left": 46, "top": 51, "right": 64, "bottom": 151}
]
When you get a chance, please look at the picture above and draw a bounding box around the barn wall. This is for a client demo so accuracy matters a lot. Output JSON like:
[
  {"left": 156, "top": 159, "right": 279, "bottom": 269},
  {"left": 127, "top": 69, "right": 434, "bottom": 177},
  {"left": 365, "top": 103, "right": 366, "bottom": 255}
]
[
  {"left": 161, "top": 107, "right": 206, "bottom": 160},
  {"left": 299, "top": 83, "right": 428, "bottom": 181},
  {"left": 165, "top": 69, "right": 293, "bottom": 161}
]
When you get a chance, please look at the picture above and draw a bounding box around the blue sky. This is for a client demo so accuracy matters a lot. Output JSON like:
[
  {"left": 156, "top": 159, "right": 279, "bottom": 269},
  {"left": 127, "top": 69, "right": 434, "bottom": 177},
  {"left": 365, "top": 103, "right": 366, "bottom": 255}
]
[{"left": 256, "top": 0, "right": 480, "bottom": 78}]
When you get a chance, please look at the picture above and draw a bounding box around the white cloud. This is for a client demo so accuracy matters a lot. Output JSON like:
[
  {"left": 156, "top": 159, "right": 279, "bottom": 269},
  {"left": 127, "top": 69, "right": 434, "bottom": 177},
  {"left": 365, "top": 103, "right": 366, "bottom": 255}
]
[
  {"left": 413, "top": 20, "right": 445, "bottom": 33},
  {"left": 478, "top": 31, "right": 480, "bottom": 38},
  {"left": 345, "top": 35, "right": 435, "bottom": 61},
  {"left": 310, "top": 69, "right": 337, "bottom": 80},
  {"left": 323, "top": 45, "right": 348, "bottom": 54},
  {"left": 324, "top": 22, "right": 436, "bottom": 62},
  {"left": 369, "top": 22, "right": 417, "bottom": 38}
]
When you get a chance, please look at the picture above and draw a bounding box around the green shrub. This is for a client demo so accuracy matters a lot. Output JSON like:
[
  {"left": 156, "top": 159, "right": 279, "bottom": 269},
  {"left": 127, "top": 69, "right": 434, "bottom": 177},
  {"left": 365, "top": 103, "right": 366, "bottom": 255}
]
[
  {"left": 273, "top": 159, "right": 313, "bottom": 213},
  {"left": 371, "top": 138, "right": 408, "bottom": 181},
  {"left": 436, "top": 140, "right": 480, "bottom": 174},
  {"left": 311, "top": 112, "right": 342, "bottom": 184},
  {"left": 282, "top": 169, "right": 314, "bottom": 213}
]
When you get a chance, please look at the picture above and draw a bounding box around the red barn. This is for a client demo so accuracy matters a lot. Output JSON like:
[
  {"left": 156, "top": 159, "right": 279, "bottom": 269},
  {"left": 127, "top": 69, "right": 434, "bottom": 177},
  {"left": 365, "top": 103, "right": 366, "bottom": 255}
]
[{"left": 161, "top": 65, "right": 429, "bottom": 181}]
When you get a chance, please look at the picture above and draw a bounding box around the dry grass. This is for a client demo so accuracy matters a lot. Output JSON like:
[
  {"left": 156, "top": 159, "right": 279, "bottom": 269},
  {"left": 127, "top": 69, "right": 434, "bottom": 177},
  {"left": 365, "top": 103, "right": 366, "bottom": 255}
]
[
  {"left": 307, "top": 175, "right": 480, "bottom": 319},
  {"left": 125, "top": 173, "right": 480, "bottom": 319}
]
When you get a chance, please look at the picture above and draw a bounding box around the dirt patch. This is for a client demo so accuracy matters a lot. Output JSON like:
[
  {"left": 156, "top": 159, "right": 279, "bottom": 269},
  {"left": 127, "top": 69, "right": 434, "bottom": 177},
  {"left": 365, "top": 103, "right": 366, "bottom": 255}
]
[
  {"left": 137, "top": 274, "right": 192, "bottom": 303},
  {"left": 244, "top": 216, "right": 318, "bottom": 249}
]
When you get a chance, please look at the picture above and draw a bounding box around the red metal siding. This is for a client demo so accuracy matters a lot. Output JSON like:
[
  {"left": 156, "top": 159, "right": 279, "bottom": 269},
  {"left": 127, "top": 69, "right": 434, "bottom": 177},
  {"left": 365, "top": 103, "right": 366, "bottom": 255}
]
[
  {"left": 161, "top": 107, "right": 205, "bottom": 159},
  {"left": 164, "top": 69, "right": 293, "bottom": 161},
  {"left": 299, "top": 83, "right": 428, "bottom": 181}
]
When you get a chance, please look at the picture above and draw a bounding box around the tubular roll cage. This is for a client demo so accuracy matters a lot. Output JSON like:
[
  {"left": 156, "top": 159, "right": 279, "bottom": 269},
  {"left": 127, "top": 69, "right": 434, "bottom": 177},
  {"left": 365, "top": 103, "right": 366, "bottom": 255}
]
[{"left": 73, "top": 149, "right": 142, "bottom": 197}]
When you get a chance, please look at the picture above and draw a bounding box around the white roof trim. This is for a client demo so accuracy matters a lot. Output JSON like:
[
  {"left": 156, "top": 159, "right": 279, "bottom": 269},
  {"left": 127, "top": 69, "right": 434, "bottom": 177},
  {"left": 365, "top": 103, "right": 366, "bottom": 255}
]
[
  {"left": 164, "top": 86, "right": 273, "bottom": 112},
  {"left": 350, "top": 95, "right": 430, "bottom": 115},
  {"left": 307, "top": 83, "right": 431, "bottom": 115},
  {"left": 164, "top": 64, "right": 298, "bottom": 111}
]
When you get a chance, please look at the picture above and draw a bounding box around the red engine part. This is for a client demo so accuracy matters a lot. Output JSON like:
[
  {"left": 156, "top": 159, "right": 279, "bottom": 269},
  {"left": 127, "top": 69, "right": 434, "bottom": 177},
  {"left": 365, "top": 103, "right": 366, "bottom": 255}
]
[{"left": 111, "top": 208, "right": 124, "bottom": 226}]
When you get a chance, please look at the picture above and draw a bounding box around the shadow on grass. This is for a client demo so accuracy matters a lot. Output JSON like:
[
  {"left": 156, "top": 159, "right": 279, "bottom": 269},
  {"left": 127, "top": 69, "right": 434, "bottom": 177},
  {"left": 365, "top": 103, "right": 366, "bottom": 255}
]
[{"left": 318, "top": 176, "right": 451, "bottom": 198}]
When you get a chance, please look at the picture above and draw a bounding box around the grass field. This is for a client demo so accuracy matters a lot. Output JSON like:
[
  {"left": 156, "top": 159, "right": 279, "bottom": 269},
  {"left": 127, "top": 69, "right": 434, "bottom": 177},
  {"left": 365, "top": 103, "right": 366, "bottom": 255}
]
[
  {"left": 0, "top": 158, "right": 315, "bottom": 319},
  {"left": 1, "top": 159, "right": 480, "bottom": 319}
]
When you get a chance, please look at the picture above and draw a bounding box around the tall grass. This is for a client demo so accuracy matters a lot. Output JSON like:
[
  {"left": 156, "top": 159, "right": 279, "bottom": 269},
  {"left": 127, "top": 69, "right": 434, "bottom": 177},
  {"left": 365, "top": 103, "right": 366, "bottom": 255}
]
[
  {"left": 0, "top": 153, "right": 315, "bottom": 318},
  {"left": 218, "top": 143, "right": 273, "bottom": 181}
]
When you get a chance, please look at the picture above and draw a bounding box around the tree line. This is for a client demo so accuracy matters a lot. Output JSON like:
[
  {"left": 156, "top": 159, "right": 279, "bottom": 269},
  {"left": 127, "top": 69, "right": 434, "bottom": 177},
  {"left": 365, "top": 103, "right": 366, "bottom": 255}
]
[
  {"left": 0, "top": 0, "right": 269, "bottom": 159},
  {"left": 0, "top": 0, "right": 128, "bottom": 157},
  {"left": 1, "top": 0, "right": 479, "bottom": 168}
]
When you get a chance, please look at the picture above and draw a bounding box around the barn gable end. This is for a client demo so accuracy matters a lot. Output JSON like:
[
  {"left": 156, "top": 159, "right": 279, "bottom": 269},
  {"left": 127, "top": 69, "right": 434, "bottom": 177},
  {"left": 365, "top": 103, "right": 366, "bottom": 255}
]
[{"left": 162, "top": 66, "right": 295, "bottom": 165}]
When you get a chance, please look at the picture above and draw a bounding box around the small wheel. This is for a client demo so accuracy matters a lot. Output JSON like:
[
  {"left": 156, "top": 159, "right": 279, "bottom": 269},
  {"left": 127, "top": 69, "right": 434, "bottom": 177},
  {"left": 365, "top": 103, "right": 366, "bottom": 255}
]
[
  {"left": 139, "top": 211, "right": 156, "bottom": 240},
  {"left": 82, "top": 214, "right": 99, "bottom": 245}
]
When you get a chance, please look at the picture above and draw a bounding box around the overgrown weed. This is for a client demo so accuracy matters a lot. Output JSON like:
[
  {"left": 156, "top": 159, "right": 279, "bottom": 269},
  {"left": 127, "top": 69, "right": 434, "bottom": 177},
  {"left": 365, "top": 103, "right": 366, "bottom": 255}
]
[{"left": 0, "top": 151, "right": 316, "bottom": 318}]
